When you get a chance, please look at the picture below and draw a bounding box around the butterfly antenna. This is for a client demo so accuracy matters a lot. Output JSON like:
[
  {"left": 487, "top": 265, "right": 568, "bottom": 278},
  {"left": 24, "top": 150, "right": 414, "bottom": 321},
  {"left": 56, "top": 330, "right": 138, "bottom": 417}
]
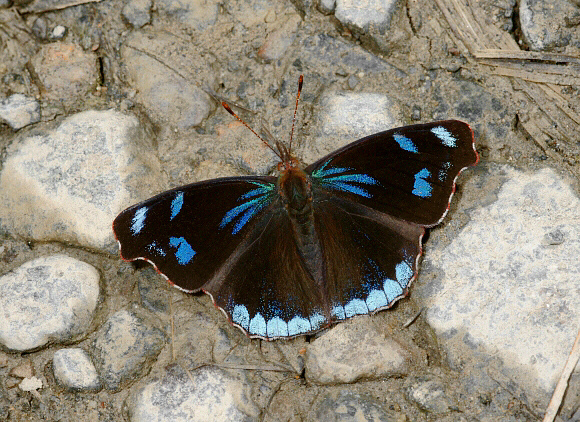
[
  {"left": 222, "top": 102, "right": 282, "bottom": 160},
  {"left": 288, "top": 74, "right": 303, "bottom": 153}
]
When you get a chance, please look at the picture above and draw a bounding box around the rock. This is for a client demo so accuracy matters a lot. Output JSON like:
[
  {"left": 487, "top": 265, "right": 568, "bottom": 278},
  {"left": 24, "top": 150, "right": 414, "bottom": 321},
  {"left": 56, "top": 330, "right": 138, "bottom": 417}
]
[
  {"left": 53, "top": 348, "right": 101, "bottom": 392},
  {"left": 127, "top": 364, "right": 260, "bottom": 422},
  {"left": 0, "top": 94, "right": 40, "bottom": 130},
  {"left": 519, "top": 0, "right": 578, "bottom": 51},
  {"left": 258, "top": 13, "right": 302, "bottom": 61},
  {"left": 335, "top": 0, "right": 398, "bottom": 35},
  {"left": 0, "top": 255, "right": 100, "bottom": 352},
  {"left": 91, "top": 309, "right": 166, "bottom": 391},
  {"left": 29, "top": 43, "right": 99, "bottom": 107},
  {"left": 156, "top": 0, "right": 219, "bottom": 30},
  {"left": 122, "top": 0, "right": 152, "bottom": 28},
  {"left": 300, "top": 91, "right": 401, "bottom": 164},
  {"left": 417, "top": 166, "right": 580, "bottom": 402},
  {"left": 0, "top": 109, "right": 165, "bottom": 252},
  {"left": 404, "top": 377, "right": 455, "bottom": 414},
  {"left": 310, "top": 389, "right": 400, "bottom": 421},
  {"left": 305, "top": 318, "right": 411, "bottom": 384}
]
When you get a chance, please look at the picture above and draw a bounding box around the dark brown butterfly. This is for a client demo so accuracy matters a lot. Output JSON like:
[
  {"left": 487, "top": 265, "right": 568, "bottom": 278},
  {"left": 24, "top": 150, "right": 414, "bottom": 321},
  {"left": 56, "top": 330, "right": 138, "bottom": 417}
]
[{"left": 113, "top": 76, "right": 478, "bottom": 339}]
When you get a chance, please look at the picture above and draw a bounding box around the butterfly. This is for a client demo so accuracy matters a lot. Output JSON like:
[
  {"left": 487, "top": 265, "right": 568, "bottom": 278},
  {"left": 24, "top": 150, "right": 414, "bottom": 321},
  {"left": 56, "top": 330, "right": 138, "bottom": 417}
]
[{"left": 113, "top": 76, "right": 478, "bottom": 340}]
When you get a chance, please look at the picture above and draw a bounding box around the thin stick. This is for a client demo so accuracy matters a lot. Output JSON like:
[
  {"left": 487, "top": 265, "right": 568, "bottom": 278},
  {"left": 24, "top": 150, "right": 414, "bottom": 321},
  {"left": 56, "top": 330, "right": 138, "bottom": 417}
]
[
  {"left": 288, "top": 74, "right": 303, "bottom": 152},
  {"left": 543, "top": 328, "right": 580, "bottom": 422},
  {"left": 222, "top": 102, "right": 282, "bottom": 160}
]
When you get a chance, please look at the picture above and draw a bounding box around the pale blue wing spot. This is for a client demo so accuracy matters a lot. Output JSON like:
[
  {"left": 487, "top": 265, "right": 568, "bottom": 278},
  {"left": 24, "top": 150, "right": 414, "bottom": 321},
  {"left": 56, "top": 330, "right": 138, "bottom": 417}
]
[
  {"left": 326, "top": 182, "right": 372, "bottom": 198},
  {"left": 170, "top": 192, "right": 184, "bottom": 220},
  {"left": 146, "top": 241, "right": 166, "bottom": 257},
  {"left": 220, "top": 182, "right": 275, "bottom": 235},
  {"left": 383, "top": 278, "right": 404, "bottom": 302},
  {"left": 332, "top": 305, "right": 346, "bottom": 320},
  {"left": 393, "top": 133, "right": 418, "bottom": 153},
  {"left": 220, "top": 200, "right": 255, "bottom": 228},
  {"left": 344, "top": 298, "right": 368, "bottom": 317},
  {"left": 396, "top": 260, "right": 413, "bottom": 286},
  {"left": 327, "top": 174, "right": 378, "bottom": 185},
  {"left": 267, "top": 317, "right": 289, "bottom": 337},
  {"left": 431, "top": 126, "right": 457, "bottom": 147},
  {"left": 232, "top": 305, "right": 250, "bottom": 330},
  {"left": 131, "top": 206, "right": 148, "bottom": 235},
  {"left": 311, "top": 159, "right": 379, "bottom": 199},
  {"left": 288, "top": 316, "right": 311, "bottom": 336},
  {"left": 232, "top": 198, "right": 271, "bottom": 235},
  {"left": 249, "top": 313, "right": 267, "bottom": 337},
  {"left": 169, "top": 236, "right": 196, "bottom": 265},
  {"left": 309, "top": 313, "right": 326, "bottom": 331},
  {"left": 366, "top": 289, "right": 389, "bottom": 312},
  {"left": 412, "top": 168, "right": 432, "bottom": 198}
]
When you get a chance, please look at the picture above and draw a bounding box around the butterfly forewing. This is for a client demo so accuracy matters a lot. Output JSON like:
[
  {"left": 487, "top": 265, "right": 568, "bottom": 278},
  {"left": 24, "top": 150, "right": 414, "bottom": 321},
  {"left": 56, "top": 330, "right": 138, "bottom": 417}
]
[
  {"left": 305, "top": 120, "right": 477, "bottom": 226},
  {"left": 113, "top": 176, "right": 278, "bottom": 292}
]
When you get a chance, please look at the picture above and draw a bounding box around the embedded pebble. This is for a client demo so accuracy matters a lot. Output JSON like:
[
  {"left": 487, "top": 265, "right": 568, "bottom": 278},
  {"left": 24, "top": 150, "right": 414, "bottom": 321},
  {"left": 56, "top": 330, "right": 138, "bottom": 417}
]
[
  {"left": 155, "top": 0, "right": 218, "bottom": 30},
  {"left": 51, "top": 25, "right": 67, "bottom": 39},
  {"left": 317, "top": 0, "right": 335, "bottom": 14},
  {"left": 127, "top": 364, "right": 260, "bottom": 422},
  {"left": 258, "top": 13, "right": 302, "bottom": 61},
  {"left": 53, "top": 348, "right": 101, "bottom": 392},
  {"left": 335, "top": 0, "right": 398, "bottom": 34},
  {"left": 417, "top": 166, "right": 580, "bottom": 402},
  {"left": 19, "top": 377, "right": 43, "bottom": 392},
  {"left": 122, "top": 0, "right": 152, "bottom": 28},
  {"left": 91, "top": 309, "right": 166, "bottom": 391},
  {"left": 405, "top": 378, "right": 455, "bottom": 414},
  {"left": 0, "top": 109, "right": 165, "bottom": 252},
  {"left": 0, "top": 94, "right": 40, "bottom": 130},
  {"left": 519, "top": 0, "right": 578, "bottom": 51},
  {"left": 305, "top": 318, "right": 411, "bottom": 384},
  {"left": 29, "top": 42, "right": 99, "bottom": 106},
  {"left": 300, "top": 34, "right": 394, "bottom": 76},
  {"left": 301, "top": 91, "right": 401, "bottom": 164},
  {"left": 121, "top": 31, "right": 214, "bottom": 129},
  {"left": 0, "top": 255, "right": 100, "bottom": 352},
  {"left": 310, "top": 389, "right": 400, "bottom": 421}
]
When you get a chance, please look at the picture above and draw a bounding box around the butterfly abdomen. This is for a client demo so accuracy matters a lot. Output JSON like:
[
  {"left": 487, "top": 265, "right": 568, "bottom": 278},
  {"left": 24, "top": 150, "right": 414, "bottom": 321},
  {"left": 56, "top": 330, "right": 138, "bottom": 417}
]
[{"left": 278, "top": 167, "right": 325, "bottom": 289}]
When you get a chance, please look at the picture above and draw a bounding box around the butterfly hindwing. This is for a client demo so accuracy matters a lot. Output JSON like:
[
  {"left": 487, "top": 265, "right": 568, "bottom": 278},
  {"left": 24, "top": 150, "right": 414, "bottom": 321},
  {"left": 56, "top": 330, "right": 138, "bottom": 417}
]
[
  {"left": 113, "top": 176, "right": 278, "bottom": 292},
  {"left": 305, "top": 120, "right": 477, "bottom": 226},
  {"left": 202, "top": 209, "right": 331, "bottom": 339},
  {"left": 312, "top": 193, "right": 424, "bottom": 321}
]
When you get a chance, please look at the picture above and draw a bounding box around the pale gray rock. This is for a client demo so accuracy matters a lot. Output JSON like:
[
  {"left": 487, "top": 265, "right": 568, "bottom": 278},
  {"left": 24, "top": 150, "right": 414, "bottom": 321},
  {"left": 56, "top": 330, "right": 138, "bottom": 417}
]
[
  {"left": 519, "top": 0, "right": 578, "bottom": 51},
  {"left": 29, "top": 43, "right": 99, "bottom": 107},
  {"left": 417, "top": 166, "right": 580, "bottom": 402},
  {"left": 301, "top": 91, "right": 401, "bottom": 163},
  {"left": 310, "top": 389, "right": 398, "bottom": 421},
  {"left": 257, "top": 13, "right": 301, "bottom": 62},
  {"left": 335, "top": 0, "right": 398, "bottom": 34},
  {"left": 127, "top": 364, "right": 260, "bottom": 422},
  {"left": 404, "top": 378, "right": 455, "bottom": 414},
  {"left": 305, "top": 318, "right": 411, "bottom": 384},
  {"left": 53, "top": 348, "right": 101, "bottom": 392},
  {"left": 0, "top": 109, "right": 166, "bottom": 252},
  {"left": 122, "top": 32, "right": 214, "bottom": 129},
  {"left": 0, "top": 255, "right": 100, "bottom": 352},
  {"left": 156, "top": 0, "right": 219, "bottom": 30},
  {"left": 317, "top": 0, "right": 335, "bottom": 15},
  {"left": 91, "top": 309, "right": 166, "bottom": 391},
  {"left": 122, "top": 0, "right": 152, "bottom": 28},
  {"left": 0, "top": 94, "right": 40, "bottom": 130}
]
